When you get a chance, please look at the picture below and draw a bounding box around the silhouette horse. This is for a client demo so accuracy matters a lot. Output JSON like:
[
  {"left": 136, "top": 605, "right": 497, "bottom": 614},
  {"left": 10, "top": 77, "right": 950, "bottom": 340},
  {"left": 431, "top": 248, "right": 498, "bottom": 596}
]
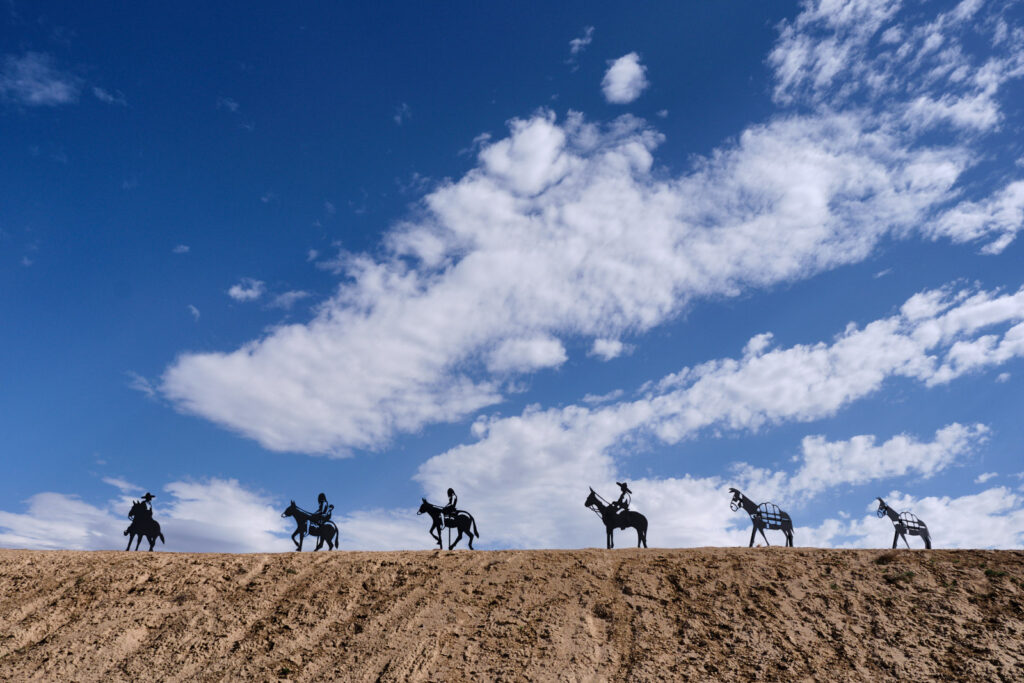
[
  {"left": 729, "top": 488, "right": 794, "bottom": 547},
  {"left": 417, "top": 499, "right": 479, "bottom": 549},
  {"left": 124, "top": 500, "right": 165, "bottom": 551},
  {"left": 584, "top": 488, "right": 648, "bottom": 549},
  {"left": 281, "top": 501, "right": 339, "bottom": 551},
  {"left": 876, "top": 497, "right": 931, "bottom": 549}
]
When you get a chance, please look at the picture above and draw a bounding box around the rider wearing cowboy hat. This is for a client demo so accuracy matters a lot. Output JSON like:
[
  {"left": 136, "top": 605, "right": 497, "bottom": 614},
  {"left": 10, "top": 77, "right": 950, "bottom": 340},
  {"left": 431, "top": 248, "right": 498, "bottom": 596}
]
[
  {"left": 141, "top": 492, "right": 155, "bottom": 514},
  {"left": 609, "top": 482, "right": 631, "bottom": 513}
]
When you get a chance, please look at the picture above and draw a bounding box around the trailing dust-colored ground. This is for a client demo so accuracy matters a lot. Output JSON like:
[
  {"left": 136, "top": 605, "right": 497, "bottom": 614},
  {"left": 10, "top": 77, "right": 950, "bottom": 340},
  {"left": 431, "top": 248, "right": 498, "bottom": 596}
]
[{"left": 1, "top": 548, "right": 1023, "bottom": 681}]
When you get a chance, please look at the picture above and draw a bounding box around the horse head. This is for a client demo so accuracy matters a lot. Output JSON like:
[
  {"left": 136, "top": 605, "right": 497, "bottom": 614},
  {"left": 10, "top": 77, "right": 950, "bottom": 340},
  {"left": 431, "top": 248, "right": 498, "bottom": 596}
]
[
  {"left": 728, "top": 488, "right": 742, "bottom": 511},
  {"left": 127, "top": 500, "right": 144, "bottom": 520},
  {"left": 281, "top": 500, "right": 296, "bottom": 519},
  {"left": 875, "top": 497, "right": 888, "bottom": 518},
  {"left": 584, "top": 488, "right": 598, "bottom": 509},
  {"left": 417, "top": 499, "right": 430, "bottom": 515}
]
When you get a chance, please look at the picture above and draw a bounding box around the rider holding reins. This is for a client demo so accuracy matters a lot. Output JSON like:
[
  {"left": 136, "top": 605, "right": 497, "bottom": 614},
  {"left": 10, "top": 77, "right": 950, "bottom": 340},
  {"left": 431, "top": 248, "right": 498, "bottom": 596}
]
[{"left": 608, "top": 482, "right": 631, "bottom": 514}]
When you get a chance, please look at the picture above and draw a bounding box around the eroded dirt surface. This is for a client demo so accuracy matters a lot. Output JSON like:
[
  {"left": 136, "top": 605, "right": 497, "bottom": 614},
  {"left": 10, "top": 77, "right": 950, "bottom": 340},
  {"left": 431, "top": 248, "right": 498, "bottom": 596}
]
[{"left": 1, "top": 548, "right": 1023, "bottom": 681}]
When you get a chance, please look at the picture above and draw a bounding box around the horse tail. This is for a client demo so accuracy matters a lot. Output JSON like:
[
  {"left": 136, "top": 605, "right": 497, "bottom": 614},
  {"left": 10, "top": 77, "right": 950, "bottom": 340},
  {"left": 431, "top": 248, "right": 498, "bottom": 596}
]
[
  {"left": 159, "top": 532, "right": 165, "bottom": 544},
  {"left": 333, "top": 525, "right": 340, "bottom": 549},
  {"left": 472, "top": 516, "right": 479, "bottom": 538}
]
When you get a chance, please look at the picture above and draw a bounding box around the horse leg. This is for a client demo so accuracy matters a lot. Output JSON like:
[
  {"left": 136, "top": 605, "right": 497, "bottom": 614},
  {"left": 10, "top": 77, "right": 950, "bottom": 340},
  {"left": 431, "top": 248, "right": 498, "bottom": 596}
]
[
  {"left": 607, "top": 528, "right": 614, "bottom": 550},
  {"left": 135, "top": 535, "right": 143, "bottom": 550},
  {"left": 466, "top": 522, "right": 474, "bottom": 550},
  {"left": 923, "top": 532, "right": 932, "bottom": 550},
  {"left": 786, "top": 529, "right": 794, "bottom": 547},
  {"left": 892, "top": 530, "right": 900, "bottom": 549},
  {"left": 749, "top": 526, "right": 757, "bottom": 548},
  {"left": 148, "top": 535, "right": 156, "bottom": 551},
  {"left": 450, "top": 529, "right": 462, "bottom": 550},
  {"left": 758, "top": 527, "right": 771, "bottom": 547},
  {"left": 126, "top": 534, "right": 133, "bottom": 551}
]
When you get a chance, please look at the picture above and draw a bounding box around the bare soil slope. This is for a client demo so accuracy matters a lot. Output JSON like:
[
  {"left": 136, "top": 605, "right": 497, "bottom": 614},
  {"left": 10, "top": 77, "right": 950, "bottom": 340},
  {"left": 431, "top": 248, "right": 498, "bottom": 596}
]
[{"left": 1, "top": 548, "right": 1022, "bottom": 681}]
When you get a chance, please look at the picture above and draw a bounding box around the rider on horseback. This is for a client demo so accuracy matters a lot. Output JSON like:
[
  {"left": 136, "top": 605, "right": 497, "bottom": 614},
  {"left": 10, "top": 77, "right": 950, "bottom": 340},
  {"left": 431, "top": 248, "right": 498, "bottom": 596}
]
[
  {"left": 310, "top": 492, "right": 332, "bottom": 529},
  {"left": 441, "top": 488, "right": 457, "bottom": 526},
  {"left": 125, "top": 492, "right": 155, "bottom": 534},
  {"left": 608, "top": 482, "right": 631, "bottom": 515}
]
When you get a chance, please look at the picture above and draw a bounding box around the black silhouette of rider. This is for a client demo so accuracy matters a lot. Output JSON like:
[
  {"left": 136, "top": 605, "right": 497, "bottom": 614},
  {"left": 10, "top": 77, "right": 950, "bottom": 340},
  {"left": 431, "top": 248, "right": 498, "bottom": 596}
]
[
  {"left": 125, "top": 492, "right": 155, "bottom": 535},
  {"left": 311, "top": 492, "right": 331, "bottom": 528},
  {"left": 441, "top": 488, "right": 457, "bottom": 522},
  {"left": 609, "top": 482, "right": 631, "bottom": 514}
]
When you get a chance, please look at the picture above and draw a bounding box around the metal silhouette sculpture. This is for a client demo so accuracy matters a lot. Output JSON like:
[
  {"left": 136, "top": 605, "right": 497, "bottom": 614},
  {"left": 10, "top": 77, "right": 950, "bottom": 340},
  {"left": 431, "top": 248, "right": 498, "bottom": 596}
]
[
  {"left": 417, "top": 491, "right": 480, "bottom": 549},
  {"left": 281, "top": 494, "right": 339, "bottom": 551},
  {"left": 584, "top": 484, "right": 648, "bottom": 549},
  {"left": 876, "top": 497, "right": 931, "bottom": 549},
  {"left": 728, "top": 488, "right": 794, "bottom": 547},
  {"left": 124, "top": 492, "right": 165, "bottom": 551}
]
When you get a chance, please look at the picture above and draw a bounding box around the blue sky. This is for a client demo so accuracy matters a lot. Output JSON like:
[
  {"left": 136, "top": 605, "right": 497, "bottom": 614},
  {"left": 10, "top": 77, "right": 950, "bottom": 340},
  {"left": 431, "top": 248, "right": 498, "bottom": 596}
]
[{"left": 2, "top": 0, "right": 1024, "bottom": 552}]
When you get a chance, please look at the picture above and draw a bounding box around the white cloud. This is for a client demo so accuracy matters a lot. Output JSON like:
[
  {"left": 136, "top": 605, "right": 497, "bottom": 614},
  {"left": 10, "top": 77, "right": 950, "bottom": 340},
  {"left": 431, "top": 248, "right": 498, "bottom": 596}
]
[
  {"left": 928, "top": 180, "right": 1024, "bottom": 254},
  {"left": 781, "top": 423, "right": 988, "bottom": 497},
  {"left": 487, "top": 335, "right": 567, "bottom": 373},
  {"left": 976, "top": 472, "right": 998, "bottom": 484},
  {"left": 126, "top": 371, "right": 156, "bottom": 399},
  {"left": 590, "top": 338, "right": 627, "bottom": 360},
  {"left": 162, "top": 2, "right": 1024, "bottom": 456},
  {"left": 0, "top": 52, "right": 80, "bottom": 106},
  {"left": 567, "top": 26, "right": 595, "bottom": 69},
  {"left": 269, "top": 290, "right": 310, "bottom": 309},
  {"left": 0, "top": 478, "right": 290, "bottom": 552},
  {"left": 996, "top": 372, "right": 1010, "bottom": 383},
  {"left": 172, "top": 244, "right": 190, "bottom": 254},
  {"left": 188, "top": 304, "right": 200, "bottom": 321},
  {"left": 227, "top": 278, "right": 265, "bottom": 302},
  {"left": 601, "top": 53, "right": 648, "bottom": 104}
]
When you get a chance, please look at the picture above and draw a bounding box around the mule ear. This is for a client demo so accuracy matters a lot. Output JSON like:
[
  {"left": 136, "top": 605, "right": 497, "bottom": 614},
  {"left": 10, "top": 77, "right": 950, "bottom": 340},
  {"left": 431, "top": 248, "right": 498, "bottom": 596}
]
[
  {"left": 422, "top": 497, "right": 427, "bottom": 503},
  {"left": 589, "top": 487, "right": 594, "bottom": 492}
]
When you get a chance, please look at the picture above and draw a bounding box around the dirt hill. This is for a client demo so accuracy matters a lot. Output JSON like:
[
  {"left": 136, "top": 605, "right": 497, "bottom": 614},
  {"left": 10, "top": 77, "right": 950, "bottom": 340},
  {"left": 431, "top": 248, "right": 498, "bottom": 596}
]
[{"left": 1, "top": 547, "right": 1022, "bottom": 681}]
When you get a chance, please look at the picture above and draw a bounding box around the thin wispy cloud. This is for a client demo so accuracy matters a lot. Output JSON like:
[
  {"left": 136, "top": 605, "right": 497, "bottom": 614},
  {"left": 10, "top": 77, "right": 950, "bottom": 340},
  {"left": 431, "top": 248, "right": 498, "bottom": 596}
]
[{"left": 0, "top": 52, "right": 81, "bottom": 106}]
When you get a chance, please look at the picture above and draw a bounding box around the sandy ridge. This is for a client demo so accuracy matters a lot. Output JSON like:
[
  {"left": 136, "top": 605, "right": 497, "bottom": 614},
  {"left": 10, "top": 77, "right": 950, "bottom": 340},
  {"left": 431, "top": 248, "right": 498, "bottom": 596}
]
[{"left": 1, "top": 548, "right": 1022, "bottom": 681}]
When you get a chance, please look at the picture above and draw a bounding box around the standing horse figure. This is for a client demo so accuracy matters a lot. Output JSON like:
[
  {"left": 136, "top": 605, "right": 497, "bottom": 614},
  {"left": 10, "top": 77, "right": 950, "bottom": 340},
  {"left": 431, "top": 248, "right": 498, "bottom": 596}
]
[
  {"left": 728, "top": 488, "right": 794, "bottom": 547},
  {"left": 417, "top": 499, "right": 479, "bottom": 549},
  {"left": 124, "top": 500, "right": 165, "bottom": 551},
  {"left": 876, "top": 497, "right": 931, "bottom": 549},
  {"left": 584, "top": 488, "right": 648, "bottom": 549},
  {"left": 281, "top": 500, "right": 339, "bottom": 551}
]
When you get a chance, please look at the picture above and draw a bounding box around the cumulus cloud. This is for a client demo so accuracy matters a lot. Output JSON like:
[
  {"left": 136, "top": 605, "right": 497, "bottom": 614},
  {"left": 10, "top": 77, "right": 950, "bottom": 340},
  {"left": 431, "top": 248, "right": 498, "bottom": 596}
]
[
  {"left": 487, "top": 336, "right": 567, "bottom": 373},
  {"left": 227, "top": 278, "right": 265, "bottom": 302},
  {"left": 601, "top": 52, "right": 648, "bottom": 103},
  {"left": 0, "top": 52, "right": 81, "bottom": 106},
  {"left": 162, "top": 1, "right": 1024, "bottom": 456},
  {"left": 590, "top": 338, "right": 628, "bottom": 360},
  {"left": 0, "top": 478, "right": 290, "bottom": 552}
]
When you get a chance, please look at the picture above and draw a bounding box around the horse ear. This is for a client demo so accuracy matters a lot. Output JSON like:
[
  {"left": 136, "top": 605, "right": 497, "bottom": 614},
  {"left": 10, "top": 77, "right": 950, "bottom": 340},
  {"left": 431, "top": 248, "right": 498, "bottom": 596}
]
[
  {"left": 422, "top": 497, "right": 427, "bottom": 503},
  {"left": 589, "top": 487, "right": 594, "bottom": 493}
]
